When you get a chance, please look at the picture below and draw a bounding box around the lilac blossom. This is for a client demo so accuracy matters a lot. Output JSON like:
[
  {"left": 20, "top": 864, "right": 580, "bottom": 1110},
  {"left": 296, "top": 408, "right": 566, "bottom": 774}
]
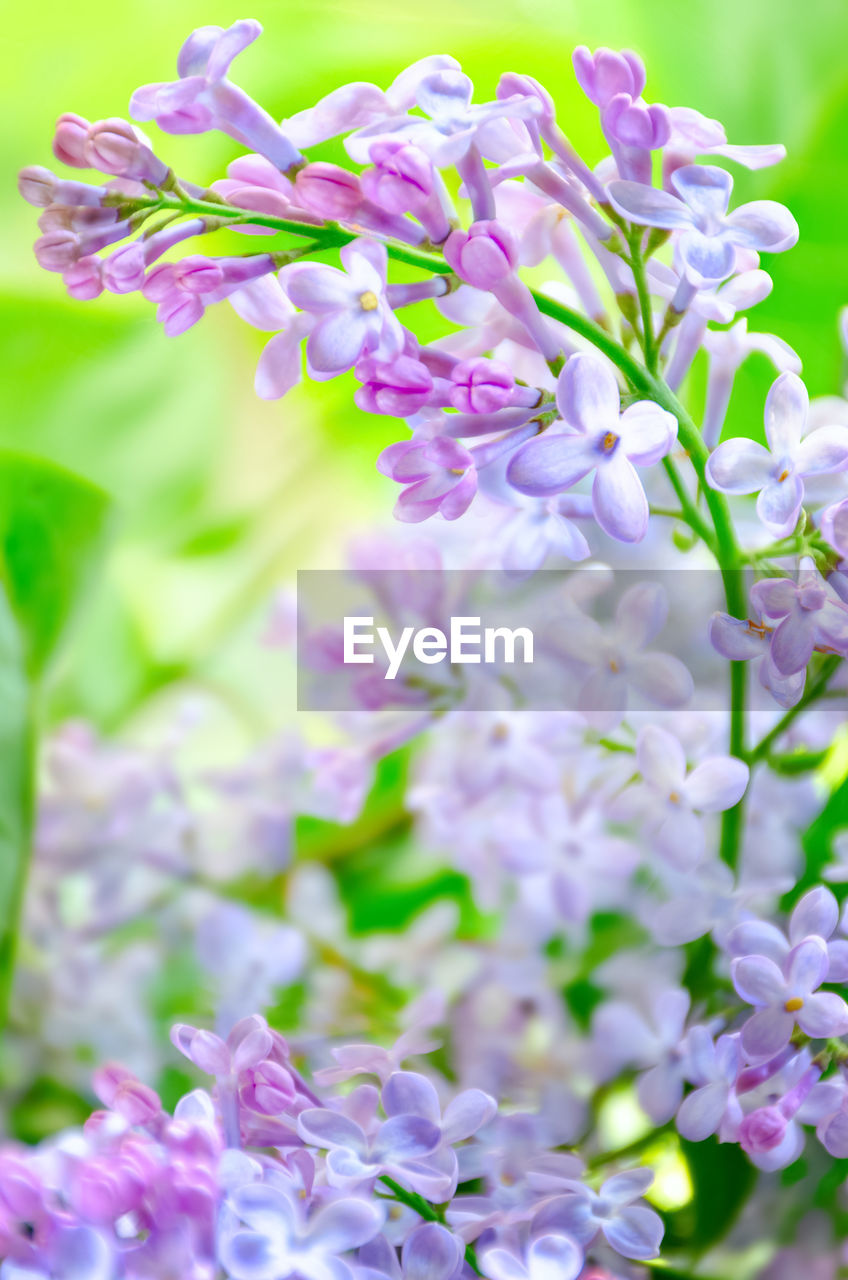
[
  {"left": 750, "top": 559, "right": 848, "bottom": 675},
  {"left": 554, "top": 581, "right": 694, "bottom": 727},
  {"left": 480, "top": 1233, "right": 584, "bottom": 1280},
  {"left": 629, "top": 724, "right": 749, "bottom": 868},
  {"left": 358, "top": 1222, "right": 465, "bottom": 1280},
  {"left": 727, "top": 885, "right": 848, "bottom": 983},
  {"left": 732, "top": 936, "right": 848, "bottom": 1058},
  {"left": 676, "top": 1029, "right": 743, "bottom": 1141},
  {"left": 130, "top": 20, "right": 304, "bottom": 172},
  {"left": 221, "top": 1183, "right": 384, "bottom": 1280},
  {"left": 609, "top": 164, "right": 798, "bottom": 294},
  {"left": 709, "top": 609, "right": 806, "bottom": 707},
  {"left": 507, "top": 352, "right": 677, "bottom": 542},
  {"left": 531, "top": 1168, "right": 664, "bottom": 1261},
  {"left": 283, "top": 240, "right": 405, "bottom": 376},
  {"left": 706, "top": 373, "right": 848, "bottom": 536},
  {"left": 296, "top": 1105, "right": 443, "bottom": 1196}
]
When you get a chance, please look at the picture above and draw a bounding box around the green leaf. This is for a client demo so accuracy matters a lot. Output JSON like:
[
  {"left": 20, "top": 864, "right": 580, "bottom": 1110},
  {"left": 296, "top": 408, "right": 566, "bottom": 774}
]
[
  {"left": 673, "top": 1135, "right": 756, "bottom": 1252},
  {"left": 0, "top": 448, "right": 111, "bottom": 679}
]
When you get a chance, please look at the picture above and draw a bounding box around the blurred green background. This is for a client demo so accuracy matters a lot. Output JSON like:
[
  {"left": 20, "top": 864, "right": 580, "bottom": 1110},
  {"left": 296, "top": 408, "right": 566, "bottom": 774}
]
[{"left": 4, "top": 0, "right": 848, "bottom": 734}]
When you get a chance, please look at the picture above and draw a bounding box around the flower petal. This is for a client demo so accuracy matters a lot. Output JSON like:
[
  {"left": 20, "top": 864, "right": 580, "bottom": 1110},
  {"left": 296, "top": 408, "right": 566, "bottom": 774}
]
[
  {"left": 556, "top": 351, "right": 620, "bottom": 433},
  {"left": 706, "top": 439, "right": 773, "bottom": 494},
  {"left": 592, "top": 452, "right": 649, "bottom": 542},
  {"left": 684, "top": 756, "right": 749, "bottom": 812},
  {"left": 507, "top": 433, "right": 596, "bottom": 497},
  {"left": 607, "top": 180, "right": 693, "bottom": 230},
  {"left": 602, "top": 1204, "right": 663, "bottom": 1260},
  {"left": 724, "top": 200, "right": 799, "bottom": 252},
  {"left": 731, "top": 954, "right": 786, "bottom": 1006},
  {"left": 764, "top": 371, "right": 807, "bottom": 456}
]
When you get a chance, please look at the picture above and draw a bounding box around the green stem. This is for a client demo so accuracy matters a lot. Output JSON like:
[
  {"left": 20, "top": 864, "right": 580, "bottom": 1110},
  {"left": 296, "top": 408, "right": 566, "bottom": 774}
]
[
  {"left": 379, "top": 1177, "right": 482, "bottom": 1275},
  {"left": 627, "top": 227, "right": 658, "bottom": 373}
]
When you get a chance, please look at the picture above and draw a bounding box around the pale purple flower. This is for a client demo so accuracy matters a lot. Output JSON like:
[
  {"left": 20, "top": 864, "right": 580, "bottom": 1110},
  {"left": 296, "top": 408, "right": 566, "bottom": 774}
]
[
  {"left": 284, "top": 240, "right": 404, "bottom": 377},
  {"left": 709, "top": 610, "right": 806, "bottom": 708},
  {"left": 506, "top": 352, "right": 677, "bottom": 542},
  {"left": 702, "top": 320, "right": 801, "bottom": 449},
  {"left": 732, "top": 936, "right": 848, "bottom": 1059},
  {"left": 663, "top": 106, "right": 787, "bottom": 178},
  {"left": 358, "top": 1222, "right": 464, "bottom": 1280},
  {"left": 738, "top": 1064, "right": 821, "bottom": 1161},
  {"left": 377, "top": 437, "right": 478, "bottom": 522},
  {"left": 706, "top": 373, "right": 848, "bottom": 536},
  {"left": 531, "top": 1168, "right": 664, "bottom": 1261},
  {"left": 676, "top": 1029, "right": 742, "bottom": 1142},
  {"left": 555, "top": 581, "right": 693, "bottom": 728},
  {"left": 497, "top": 495, "right": 593, "bottom": 571},
  {"left": 609, "top": 164, "right": 798, "bottom": 289},
  {"left": 296, "top": 1104, "right": 442, "bottom": 1195},
  {"left": 632, "top": 724, "right": 749, "bottom": 868},
  {"left": 221, "top": 1183, "right": 384, "bottom": 1280},
  {"left": 282, "top": 56, "right": 461, "bottom": 148},
  {"left": 821, "top": 497, "right": 848, "bottom": 559},
  {"left": 727, "top": 885, "right": 848, "bottom": 984},
  {"left": 130, "top": 21, "right": 303, "bottom": 172},
  {"left": 750, "top": 559, "right": 848, "bottom": 676},
  {"left": 344, "top": 70, "right": 543, "bottom": 169},
  {"left": 591, "top": 988, "right": 692, "bottom": 1123},
  {"left": 480, "top": 1233, "right": 584, "bottom": 1280}
]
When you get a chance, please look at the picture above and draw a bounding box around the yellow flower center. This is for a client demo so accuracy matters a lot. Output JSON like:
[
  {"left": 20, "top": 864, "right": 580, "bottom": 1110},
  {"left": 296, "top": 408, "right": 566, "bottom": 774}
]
[
  {"left": 359, "top": 290, "right": 379, "bottom": 311},
  {"left": 777, "top": 468, "right": 790, "bottom": 482},
  {"left": 785, "top": 996, "right": 804, "bottom": 1013},
  {"left": 601, "top": 431, "right": 619, "bottom": 454}
]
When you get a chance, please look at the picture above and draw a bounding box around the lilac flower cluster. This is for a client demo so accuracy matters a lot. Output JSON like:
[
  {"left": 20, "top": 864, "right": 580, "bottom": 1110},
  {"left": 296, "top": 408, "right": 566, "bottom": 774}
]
[
  {"left": 12, "top": 18, "right": 848, "bottom": 1280},
  {"left": 0, "top": 1014, "right": 664, "bottom": 1278}
]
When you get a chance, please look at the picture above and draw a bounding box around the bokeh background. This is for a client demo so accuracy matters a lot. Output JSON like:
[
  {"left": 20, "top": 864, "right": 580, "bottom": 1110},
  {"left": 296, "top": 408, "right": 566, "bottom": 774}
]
[{"left": 4, "top": 0, "right": 848, "bottom": 741}]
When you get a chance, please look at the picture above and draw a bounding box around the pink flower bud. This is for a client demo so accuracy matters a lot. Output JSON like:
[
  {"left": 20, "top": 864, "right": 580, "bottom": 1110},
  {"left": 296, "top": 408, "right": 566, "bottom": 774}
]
[
  {"left": 18, "top": 165, "right": 57, "bottom": 207},
  {"left": 443, "top": 220, "right": 518, "bottom": 289},
  {"left": 361, "top": 141, "right": 434, "bottom": 215},
  {"left": 175, "top": 256, "right": 226, "bottom": 294},
  {"left": 354, "top": 355, "right": 435, "bottom": 416},
  {"left": 53, "top": 112, "right": 90, "bottom": 168},
  {"left": 103, "top": 243, "right": 146, "bottom": 294},
  {"left": 241, "top": 1060, "right": 297, "bottom": 1115},
  {"left": 739, "top": 1105, "right": 787, "bottom": 1154},
  {"left": 295, "top": 163, "right": 363, "bottom": 219},
  {"left": 34, "top": 228, "right": 80, "bottom": 271},
  {"left": 85, "top": 118, "right": 169, "bottom": 185},
  {"left": 64, "top": 255, "right": 105, "bottom": 300},
  {"left": 450, "top": 358, "right": 515, "bottom": 414}
]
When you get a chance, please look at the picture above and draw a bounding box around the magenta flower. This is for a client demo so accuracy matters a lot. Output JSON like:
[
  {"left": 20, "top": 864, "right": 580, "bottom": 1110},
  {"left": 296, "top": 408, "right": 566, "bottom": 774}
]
[
  {"left": 130, "top": 21, "right": 303, "bottom": 172},
  {"left": 706, "top": 373, "right": 848, "bottom": 536},
  {"left": 749, "top": 559, "right": 848, "bottom": 676},
  {"left": 378, "top": 437, "right": 478, "bottom": 522},
  {"left": 732, "top": 936, "right": 848, "bottom": 1059},
  {"left": 609, "top": 164, "right": 798, "bottom": 287},
  {"left": 506, "top": 352, "right": 677, "bottom": 542},
  {"left": 284, "top": 240, "right": 404, "bottom": 376}
]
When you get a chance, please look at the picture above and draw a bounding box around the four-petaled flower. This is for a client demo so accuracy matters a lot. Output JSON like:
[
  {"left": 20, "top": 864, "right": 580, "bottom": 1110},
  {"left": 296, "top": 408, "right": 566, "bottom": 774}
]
[
  {"left": 507, "top": 352, "right": 677, "bottom": 542},
  {"left": 732, "top": 935, "right": 848, "bottom": 1059},
  {"left": 608, "top": 164, "right": 798, "bottom": 287},
  {"left": 706, "top": 372, "right": 848, "bottom": 536}
]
